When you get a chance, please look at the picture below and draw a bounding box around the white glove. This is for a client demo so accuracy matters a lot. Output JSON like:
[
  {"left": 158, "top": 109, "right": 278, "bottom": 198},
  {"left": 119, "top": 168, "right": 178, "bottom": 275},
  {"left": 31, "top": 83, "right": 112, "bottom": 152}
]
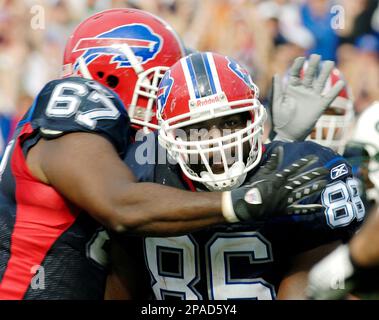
[
  {"left": 306, "top": 244, "right": 355, "bottom": 300},
  {"left": 272, "top": 54, "right": 345, "bottom": 142}
]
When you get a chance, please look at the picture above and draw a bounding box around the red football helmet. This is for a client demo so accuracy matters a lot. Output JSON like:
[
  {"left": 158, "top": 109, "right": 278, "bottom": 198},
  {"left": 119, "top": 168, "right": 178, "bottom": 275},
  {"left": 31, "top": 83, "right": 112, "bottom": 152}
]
[
  {"left": 63, "top": 8, "right": 185, "bottom": 131},
  {"left": 157, "top": 52, "right": 266, "bottom": 191}
]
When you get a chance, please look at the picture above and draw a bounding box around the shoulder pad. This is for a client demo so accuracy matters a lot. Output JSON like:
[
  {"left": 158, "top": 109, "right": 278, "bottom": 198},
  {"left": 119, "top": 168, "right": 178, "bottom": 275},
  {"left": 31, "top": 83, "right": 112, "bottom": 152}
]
[
  {"left": 28, "top": 77, "right": 130, "bottom": 155},
  {"left": 264, "top": 141, "right": 352, "bottom": 180}
]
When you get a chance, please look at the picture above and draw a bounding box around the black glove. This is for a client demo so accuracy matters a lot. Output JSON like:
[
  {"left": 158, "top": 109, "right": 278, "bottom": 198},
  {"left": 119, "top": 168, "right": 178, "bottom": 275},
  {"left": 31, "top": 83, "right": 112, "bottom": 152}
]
[{"left": 221, "top": 146, "right": 329, "bottom": 222}]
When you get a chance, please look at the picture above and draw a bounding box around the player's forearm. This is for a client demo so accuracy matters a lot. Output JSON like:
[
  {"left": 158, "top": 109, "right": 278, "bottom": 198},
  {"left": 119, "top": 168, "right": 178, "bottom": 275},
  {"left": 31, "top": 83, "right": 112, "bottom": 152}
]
[
  {"left": 33, "top": 133, "right": 226, "bottom": 236},
  {"left": 110, "top": 182, "right": 225, "bottom": 235},
  {"left": 349, "top": 209, "right": 379, "bottom": 268}
]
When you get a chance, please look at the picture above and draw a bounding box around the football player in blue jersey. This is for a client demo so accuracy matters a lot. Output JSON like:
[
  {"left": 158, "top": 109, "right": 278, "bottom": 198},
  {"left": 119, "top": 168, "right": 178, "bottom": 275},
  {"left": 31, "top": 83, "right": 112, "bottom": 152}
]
[
  {"left": 0, "top": 9, "right": 328, "bottom": 300},
  {"left": 268, "top": 56, "right": 379, "bottom": 300},
  {"left": 107, "top": 52, "right": 365, "bottom": 300}
]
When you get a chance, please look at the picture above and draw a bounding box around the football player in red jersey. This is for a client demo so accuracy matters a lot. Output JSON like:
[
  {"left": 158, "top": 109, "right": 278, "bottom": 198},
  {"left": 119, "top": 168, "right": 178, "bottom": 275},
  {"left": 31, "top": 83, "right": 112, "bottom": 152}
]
[{"left": 0, "top": 9, "right": 326, "bottom": 300}]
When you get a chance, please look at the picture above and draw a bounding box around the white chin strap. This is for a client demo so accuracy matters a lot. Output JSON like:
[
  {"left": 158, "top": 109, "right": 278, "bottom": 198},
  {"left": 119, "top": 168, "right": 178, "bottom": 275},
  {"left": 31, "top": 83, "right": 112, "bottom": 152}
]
[{"left": 199, "top": 161, "right": 247, "bottom": 191}]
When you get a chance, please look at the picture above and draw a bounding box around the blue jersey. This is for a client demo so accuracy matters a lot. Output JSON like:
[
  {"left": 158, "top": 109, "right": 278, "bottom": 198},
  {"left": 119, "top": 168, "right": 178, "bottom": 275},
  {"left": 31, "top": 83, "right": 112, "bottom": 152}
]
[
  {"left": 122, "top": 135, "right": 364, "bottom": 300},
  {"left": 0, "top": 77, "right": 130, "bottom": 299}
]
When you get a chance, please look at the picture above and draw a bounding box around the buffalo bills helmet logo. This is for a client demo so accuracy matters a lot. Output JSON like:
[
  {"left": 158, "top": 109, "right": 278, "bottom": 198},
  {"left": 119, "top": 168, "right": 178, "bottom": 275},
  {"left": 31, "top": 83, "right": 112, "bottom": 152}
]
[
  {"left": 157, "top": 71, "right": 174, "bottom": 115},
  {"left": 227, "top": 57, "right": 255, "bottom": 89},
  {"left": 73, "top": 24, "right": 163, "bottom": 70}
]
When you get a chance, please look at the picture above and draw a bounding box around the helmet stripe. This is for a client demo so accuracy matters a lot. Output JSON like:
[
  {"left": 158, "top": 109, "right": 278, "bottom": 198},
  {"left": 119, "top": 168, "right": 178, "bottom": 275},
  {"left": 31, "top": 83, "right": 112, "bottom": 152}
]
[
  {"left": 190, "top": 53, "right": 213, "bottom": 98},
  {"left": 185, "top": 56, "right": 200, "bottom": 99},
  {"left": 180, "top": 57, "right": 197, "bottom": 100},
  {"left": 203, "top": 53, "right": 216, "bottom": 95},
  {"left": 205, "top": 52, "right": 222, "bottom": 93}
]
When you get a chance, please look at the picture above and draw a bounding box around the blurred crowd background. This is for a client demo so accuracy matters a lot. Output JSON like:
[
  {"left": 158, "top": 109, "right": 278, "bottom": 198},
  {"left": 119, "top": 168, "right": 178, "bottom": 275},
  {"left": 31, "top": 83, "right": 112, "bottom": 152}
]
[{"left": 0, "top": 0, "right": 378, "bottom": 154}]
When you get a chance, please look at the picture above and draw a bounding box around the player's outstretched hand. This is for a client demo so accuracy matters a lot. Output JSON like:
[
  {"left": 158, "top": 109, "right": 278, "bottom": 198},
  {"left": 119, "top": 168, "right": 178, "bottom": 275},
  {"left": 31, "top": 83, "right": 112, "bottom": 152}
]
[
  {"left": 271, "top": 54, "right": 345, "bottom": 142},
  {"left": 221, "top": 146, "right": 329, "bottom": 223}
]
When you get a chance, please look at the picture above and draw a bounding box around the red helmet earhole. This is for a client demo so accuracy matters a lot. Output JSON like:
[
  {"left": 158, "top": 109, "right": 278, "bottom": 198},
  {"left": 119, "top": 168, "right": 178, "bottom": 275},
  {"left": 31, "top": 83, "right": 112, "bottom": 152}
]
[{"left": 106, "top": 75, "right": 119, "bottom": 88}]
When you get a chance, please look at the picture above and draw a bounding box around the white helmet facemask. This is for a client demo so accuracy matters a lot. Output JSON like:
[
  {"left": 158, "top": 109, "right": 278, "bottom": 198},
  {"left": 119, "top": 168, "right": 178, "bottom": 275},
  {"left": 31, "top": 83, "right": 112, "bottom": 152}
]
[
  {"left": 128, "top": 66, "right": 168, "bottom": 133},
  {"left": 74, "top": 43, "right": 168, "bottom": 133},
  {"left": 119, "top": 44, "right": 166, "bottom": 133},
  {"left": 159, "top": 94, "right": 266, "bottom": 191},
  {"left": 308, "top": 97, "right": 355, "bottom": 155}
]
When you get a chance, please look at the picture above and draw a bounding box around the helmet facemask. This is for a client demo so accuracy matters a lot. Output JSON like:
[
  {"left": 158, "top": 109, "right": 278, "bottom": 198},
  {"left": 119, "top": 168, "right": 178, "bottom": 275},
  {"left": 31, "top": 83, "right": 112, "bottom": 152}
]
[
  {"left": 308, "top": 100, "right": 355, "bottom": 154},
  {"left": 129, "top": 66, "right": 168, "bottom": 133},
  {"left": 159, "top": 96, "right": 266, "bottom": 191},
  {"left": 74, "top": 44, "right": 167, "bottom": 133}
]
